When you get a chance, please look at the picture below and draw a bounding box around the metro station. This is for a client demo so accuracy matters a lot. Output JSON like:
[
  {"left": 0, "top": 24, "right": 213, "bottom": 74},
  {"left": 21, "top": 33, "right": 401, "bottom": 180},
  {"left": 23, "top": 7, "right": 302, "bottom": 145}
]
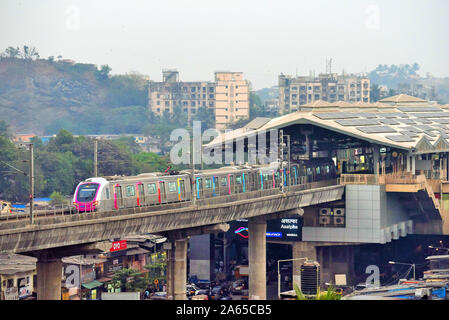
[{"left": 192, "top": 94, "right": 449, "bottom": 288}]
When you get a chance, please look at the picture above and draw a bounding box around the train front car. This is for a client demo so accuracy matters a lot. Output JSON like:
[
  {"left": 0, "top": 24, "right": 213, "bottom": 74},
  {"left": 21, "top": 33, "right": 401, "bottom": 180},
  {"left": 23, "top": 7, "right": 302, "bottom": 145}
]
[{"left": 73, "top": 178, "right": 108, "bottom": 212}]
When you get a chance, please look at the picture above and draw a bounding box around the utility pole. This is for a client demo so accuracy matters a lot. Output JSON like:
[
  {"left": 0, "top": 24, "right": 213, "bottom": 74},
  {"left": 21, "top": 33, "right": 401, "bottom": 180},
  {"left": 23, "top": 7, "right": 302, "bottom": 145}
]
[
  {"left": 279, "top": 130, "right": 284, "bottom": 191},
  {"left": 29, "top": 143, "right": 34, "bottom": 225},
  {"left": 287, "top": 134, "right": 291, "bottom": 190},
  {"left": 191, "top": 142, "right": 196, "bottom": 206},
  {"left": 94, "top": 139, "right": 98, "bottom": 177}
]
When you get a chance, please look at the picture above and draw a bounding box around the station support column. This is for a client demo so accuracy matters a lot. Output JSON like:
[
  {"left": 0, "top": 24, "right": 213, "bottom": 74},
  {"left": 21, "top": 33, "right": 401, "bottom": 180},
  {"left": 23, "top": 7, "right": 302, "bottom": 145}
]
[
  {"left": 165, "top": 243, "right": 175, "bottom": 299},
  {"left": 173, "top": 238, "right": 188, "bottom": 300},
  {"left": 248, "top": 217, "right": 266, "bottom": 300},
  {"left": 36, "top": 255, "right": 63, "bottom": 300}
]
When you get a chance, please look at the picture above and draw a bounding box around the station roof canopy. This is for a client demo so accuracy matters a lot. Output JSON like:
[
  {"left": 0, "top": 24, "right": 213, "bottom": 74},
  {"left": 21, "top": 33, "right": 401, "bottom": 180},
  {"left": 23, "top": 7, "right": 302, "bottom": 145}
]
[
  {"left": 206, "top": 95, "right": 449, "bottom": 154},
  {"left": 379, "top": 94, "right": 427, "bottom": 104}
]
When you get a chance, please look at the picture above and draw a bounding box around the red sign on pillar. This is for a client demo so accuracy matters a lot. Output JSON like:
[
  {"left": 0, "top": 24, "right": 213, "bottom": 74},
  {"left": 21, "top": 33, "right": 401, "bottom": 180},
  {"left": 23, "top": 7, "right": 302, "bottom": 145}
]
[{"left": 110, "top": 240, "right": 127, "bottom": 252}]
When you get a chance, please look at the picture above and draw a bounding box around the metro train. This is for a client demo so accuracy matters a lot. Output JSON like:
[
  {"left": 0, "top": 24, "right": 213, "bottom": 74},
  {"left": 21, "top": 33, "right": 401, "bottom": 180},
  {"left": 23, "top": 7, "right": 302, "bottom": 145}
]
[{"left": 73, "top": 158, "right": 336, "bottom": 212}]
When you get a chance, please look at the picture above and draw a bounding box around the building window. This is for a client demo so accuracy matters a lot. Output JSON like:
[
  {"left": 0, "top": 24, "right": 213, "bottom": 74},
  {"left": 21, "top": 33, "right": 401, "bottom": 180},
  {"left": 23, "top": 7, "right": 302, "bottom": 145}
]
[
  {"left": 183, "top": 101, "right": 188, "bottom": 106},
  {"left": 192, "top": 109, "right": 196, "bottom": 114},
  {"left": 209, "top": 94, "right": 214, "bottom": 99},
  {"left": 165, "top": 101, "right": 169, "bottom": 107},
  {"left": 157, "top": 101, "right": 160, "bottom": 105},
  {"left": 191, "top": 94, "right": 196, "bottom": 99},
  {"left": 191, "top": 101, "right": 196, "bottom": 106},
  {"left": 191, "top": 87, "right": 196, "bottom": 92}
]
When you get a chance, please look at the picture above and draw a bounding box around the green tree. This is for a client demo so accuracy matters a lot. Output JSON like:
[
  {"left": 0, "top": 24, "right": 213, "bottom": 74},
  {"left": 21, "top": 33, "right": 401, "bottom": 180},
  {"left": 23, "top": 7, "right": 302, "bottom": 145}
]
[
  {"left": 133, "top": 152, "right": 171, "bottom": 174},
  {"left": 111, "top": 268, "right": 147, "bottom": 292},
  {"left": 36, "top": 151, "right": 75, "bottom": 196},
  {"left": 2, "top": 46, "right": 20, "bottom": 58},
  {"left": 144, "top": 255, "right": 166, "bottom": 286},
  {"left": 96, "top": 64, "right": 111, "bottom": 81},
  {"left": 192, "top": 107, "right": 215, "bottom": 131},
  {"left": 0, "top": 120, "right": 11, "bottom": 138},
  {"left": 20, "top": 45, "right": 39, "bottom": 60},
  {"left": 49, "top": 191, "right": 65, "bottom": 207}
]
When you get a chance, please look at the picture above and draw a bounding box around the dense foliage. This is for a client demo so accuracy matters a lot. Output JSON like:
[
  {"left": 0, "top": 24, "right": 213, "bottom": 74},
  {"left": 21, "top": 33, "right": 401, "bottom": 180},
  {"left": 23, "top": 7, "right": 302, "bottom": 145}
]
[{"left": 0, "top": 122, "right": 182, "bottom": 202}]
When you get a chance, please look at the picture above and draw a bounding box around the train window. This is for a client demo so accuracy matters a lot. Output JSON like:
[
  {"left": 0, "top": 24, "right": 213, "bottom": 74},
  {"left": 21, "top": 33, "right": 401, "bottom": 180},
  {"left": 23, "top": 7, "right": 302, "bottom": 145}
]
[
  {"left": 220, "top": 177, "right": 227, "bottom": 186},
  {"left": 105, "top": 187, "right": 110, "bottom": 200},
  {"left": 316, "top": 167, "right": 321, "bottom": 175},
  {"left": 126, "top": 185, "right": 135, "bottom": 197},
  {"left": 205, "top": 178, "right": 212, "bottom": 189},
  {"left": 236, "top": 175, "right": 242, "bottom": 184},
  {"left": 168, "top": 181, "right": 177, "bottom": 192},
  {"left": 148, "top": 183, "right": 157, "bottom": 194}
]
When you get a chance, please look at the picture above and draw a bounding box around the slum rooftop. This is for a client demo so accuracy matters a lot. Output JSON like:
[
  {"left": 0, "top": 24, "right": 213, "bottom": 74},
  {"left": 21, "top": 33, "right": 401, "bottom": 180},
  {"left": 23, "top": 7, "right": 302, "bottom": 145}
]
[
  {"left": 206, "top": 94, "right": 449, "bottom": 153},
  {"left": 0, "top": 253, "right": 36, "bottom": 275}
]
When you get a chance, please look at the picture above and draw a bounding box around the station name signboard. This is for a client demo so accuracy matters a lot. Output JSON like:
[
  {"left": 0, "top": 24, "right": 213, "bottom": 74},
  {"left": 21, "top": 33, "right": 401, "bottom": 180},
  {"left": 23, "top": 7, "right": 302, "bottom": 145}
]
[
  {"left": 266, "top": 217, "right": 302, "bottom": 241},
  {"left": 232, "top": 217, "right": 302, "bottom": 241}
]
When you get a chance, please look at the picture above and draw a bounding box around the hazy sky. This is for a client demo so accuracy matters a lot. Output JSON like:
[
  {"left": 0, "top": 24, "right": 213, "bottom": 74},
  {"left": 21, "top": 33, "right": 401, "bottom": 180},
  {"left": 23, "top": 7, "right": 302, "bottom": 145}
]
[{"left": 1, "top": 0, "right": 448, "bottom": 89}]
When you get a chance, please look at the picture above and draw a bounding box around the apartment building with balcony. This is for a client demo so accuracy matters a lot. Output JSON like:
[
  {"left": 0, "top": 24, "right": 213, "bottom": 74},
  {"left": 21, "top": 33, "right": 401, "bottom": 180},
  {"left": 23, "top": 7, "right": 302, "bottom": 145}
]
[
  {"left": 148, "top": 70, "right": 250, "bottom": 130},
  {"left": 148, "top": 70, "right": 216, "bottom": 122},
  {"left": 214, "top": 71, "right": 250, "bottom": 130},
  {"left": 278, "top": 73, "right": 370, "bottom": 114}
]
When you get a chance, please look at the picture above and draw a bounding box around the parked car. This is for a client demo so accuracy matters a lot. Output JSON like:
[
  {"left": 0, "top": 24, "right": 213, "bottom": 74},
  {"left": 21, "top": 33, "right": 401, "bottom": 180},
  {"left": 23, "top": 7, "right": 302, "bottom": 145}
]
[
  {"left": 231, "top": 280, "right": 247, "bottom": 295},
  {"left": 149, "top": 291, "right": 167, "bottom": 300},
  {"left": 196, "top": 289, "right": 210, "bottom": 297}
]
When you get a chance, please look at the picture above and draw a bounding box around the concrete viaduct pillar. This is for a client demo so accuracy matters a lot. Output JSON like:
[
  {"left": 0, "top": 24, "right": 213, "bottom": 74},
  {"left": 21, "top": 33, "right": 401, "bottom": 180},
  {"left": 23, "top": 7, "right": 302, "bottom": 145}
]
[
  {"left": 165, "top": 238, "right": 188, "bottom": 300},
  {"left": 36, "top": 255, "right": 63, "bottom": 300},
  {"left": 173, "top": 238, "right": 188, "bottom": 300},
  {"left": 248, "top": 217, "right": 266, "bottom": 300},
  {"left": 164, "top": 223, "right": 230, "bottom": 300}
]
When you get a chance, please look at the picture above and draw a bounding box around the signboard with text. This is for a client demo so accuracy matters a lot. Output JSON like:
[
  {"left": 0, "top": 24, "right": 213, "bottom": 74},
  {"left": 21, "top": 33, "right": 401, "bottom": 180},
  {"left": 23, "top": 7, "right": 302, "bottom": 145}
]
[
  {"left": 110, "top": 240, "right": 127, "bottom": 252},
  {"left": 231, "top": 217, "right": 302, "bottom": 241}
]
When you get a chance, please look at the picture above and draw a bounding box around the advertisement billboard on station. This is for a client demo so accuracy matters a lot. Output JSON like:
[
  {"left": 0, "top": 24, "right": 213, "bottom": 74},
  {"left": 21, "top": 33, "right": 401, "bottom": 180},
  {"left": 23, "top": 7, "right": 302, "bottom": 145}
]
[{"left": 231, "top": 216, "right": 302, "bottom": 241}]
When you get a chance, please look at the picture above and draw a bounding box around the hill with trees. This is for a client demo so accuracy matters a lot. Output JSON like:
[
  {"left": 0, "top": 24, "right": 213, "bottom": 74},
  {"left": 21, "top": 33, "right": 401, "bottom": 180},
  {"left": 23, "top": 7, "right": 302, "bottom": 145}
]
[{"left": 0, "top": 45, "right": 149, "bottom": 135}]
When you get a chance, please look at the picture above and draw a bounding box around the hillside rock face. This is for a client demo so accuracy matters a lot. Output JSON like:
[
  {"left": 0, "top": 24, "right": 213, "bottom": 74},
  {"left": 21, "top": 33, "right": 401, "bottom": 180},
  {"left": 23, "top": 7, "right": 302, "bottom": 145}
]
[{"left": 0, "top": 58, "right": 108, "bottom": 135}]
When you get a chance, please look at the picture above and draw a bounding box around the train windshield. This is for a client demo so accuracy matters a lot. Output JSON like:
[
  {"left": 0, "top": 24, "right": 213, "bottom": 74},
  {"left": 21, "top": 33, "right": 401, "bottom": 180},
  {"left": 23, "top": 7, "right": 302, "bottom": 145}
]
[{"left": 76, "top": 183, "right": 99, "bottom": 202}]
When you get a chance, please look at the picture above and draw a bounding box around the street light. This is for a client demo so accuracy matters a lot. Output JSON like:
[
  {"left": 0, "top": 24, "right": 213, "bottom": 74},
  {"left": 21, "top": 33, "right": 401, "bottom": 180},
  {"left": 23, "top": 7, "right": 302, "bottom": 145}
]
[
  {"left": 277, "top": 257, "right": 308, "bottom": 300},
  {"left": 389, "top": 261, "right": 416, "bottom": 281}
]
